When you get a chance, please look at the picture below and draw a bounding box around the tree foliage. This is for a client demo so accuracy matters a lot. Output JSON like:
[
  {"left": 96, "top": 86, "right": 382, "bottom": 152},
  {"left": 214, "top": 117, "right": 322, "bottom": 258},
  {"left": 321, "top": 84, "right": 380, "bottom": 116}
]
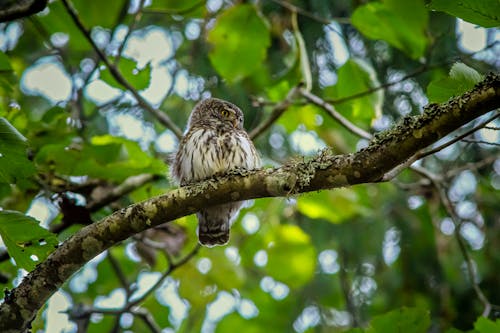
[{"left": 0, "top": 0, "right": 499, "bottom": 332}]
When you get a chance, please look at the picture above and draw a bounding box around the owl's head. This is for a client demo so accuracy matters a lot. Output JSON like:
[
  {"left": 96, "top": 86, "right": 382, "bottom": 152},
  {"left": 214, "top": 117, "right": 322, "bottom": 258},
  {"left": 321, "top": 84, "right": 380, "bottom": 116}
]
[{"left": 188, "top": 98, "right": 244, "bottom": 131}]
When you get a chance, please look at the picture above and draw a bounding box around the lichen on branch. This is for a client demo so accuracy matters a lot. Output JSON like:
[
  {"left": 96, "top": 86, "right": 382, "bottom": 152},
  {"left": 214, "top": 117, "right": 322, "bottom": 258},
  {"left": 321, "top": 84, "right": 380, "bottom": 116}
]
[{"left": 0, "top": 74, "right": 499, "bottom": 332}]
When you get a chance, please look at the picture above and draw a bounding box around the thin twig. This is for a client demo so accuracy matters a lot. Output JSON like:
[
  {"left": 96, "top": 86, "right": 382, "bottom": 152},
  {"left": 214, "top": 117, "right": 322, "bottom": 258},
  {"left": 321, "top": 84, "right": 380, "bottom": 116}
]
[
  {"left": 338, "top": 249, "right": 360, "bottom": 327},
  {"left": 433, "top": 181, "right": 493, "bottom": 317},
  {"left": 127, "top": 244, "right": 200, "bottom": 309},
  {"left": 299, "top": 88, "right": 372, "bottom": 140},
  {"left": 66, "top": 245, "right": 200, "bottom": 332},
  {"left": 382, "top": 111, "right": 500, "bottom": 181},
  {"left": 60, "top": 0, "right": 183, "bottom": 138},
  {"left": 461, "top": 139, "right": 500, "bottom": 147},
  {"left": 86, "top": 174, "right": 159, "bottom": 211},
  {"left": 421, "top": 112, "right": 499, "bottom": 157},
  {"left": 107, "top": 251, "right": 132, "bottom": 297},
  {"left": 142, "top": 0, "right": 205, "bottom": 16},
  {"left": 270, "top": 0, "right": 350, "bottom": 25},
  {"left": 134, "top": 308, "right": 162, "bottom": 333},
  {"left": 249, "top": 86, "right": 301, "bottom": 139},
  {"left": 325, "top": 64, "right": 442, "bottom": 106},
  {"left": 445, "top": 155, "right": 499, "bottom": 179},
  {"left": 323, "top": 41, "right": 499, "bottom": 106},
  {"left": 395, "top": 164, "right": 495, "bottom": 317}
]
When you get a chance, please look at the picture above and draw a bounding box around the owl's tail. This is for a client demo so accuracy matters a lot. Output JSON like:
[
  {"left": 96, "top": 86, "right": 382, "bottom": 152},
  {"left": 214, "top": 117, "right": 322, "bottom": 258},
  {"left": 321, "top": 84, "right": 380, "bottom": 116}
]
[
  {"left": 197, "top": 203, "right": 241, "bottom": 247},
  {"left": 198, "top": 227, "right": 230, "bottom": 247}
]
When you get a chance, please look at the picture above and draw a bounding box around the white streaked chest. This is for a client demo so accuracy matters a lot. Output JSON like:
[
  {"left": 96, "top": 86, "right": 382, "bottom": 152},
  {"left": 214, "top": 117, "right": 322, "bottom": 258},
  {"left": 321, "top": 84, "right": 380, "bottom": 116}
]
[{"left": 178, "top": 128, "right": 260, "bottom": 183}]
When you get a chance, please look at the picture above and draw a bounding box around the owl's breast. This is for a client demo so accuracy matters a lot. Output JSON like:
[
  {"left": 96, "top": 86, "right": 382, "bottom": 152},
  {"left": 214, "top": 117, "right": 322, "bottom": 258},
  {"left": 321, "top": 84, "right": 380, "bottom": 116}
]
[{"left": 175, "top": 128, "right": 259, "bottom": 184}]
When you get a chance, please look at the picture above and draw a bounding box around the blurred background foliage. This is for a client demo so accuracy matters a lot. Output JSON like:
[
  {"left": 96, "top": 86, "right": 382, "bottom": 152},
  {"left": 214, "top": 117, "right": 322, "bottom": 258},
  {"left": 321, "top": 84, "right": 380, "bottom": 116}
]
[{"left": 0, "top": 0, "right": 499, "bottom": 332}]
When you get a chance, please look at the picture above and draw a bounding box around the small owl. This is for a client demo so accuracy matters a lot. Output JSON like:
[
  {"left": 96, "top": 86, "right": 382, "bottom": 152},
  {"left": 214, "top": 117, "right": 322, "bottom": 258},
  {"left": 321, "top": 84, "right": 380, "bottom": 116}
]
[{"left": 171, "top": 98, "right": 260, "bottom": 247}]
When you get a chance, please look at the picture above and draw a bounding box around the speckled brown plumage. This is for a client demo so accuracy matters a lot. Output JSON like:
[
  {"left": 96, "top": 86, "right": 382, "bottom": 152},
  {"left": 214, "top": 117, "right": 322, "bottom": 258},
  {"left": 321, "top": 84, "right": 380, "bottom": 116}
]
[{"left": 171, "top": 98, "right": 260, "bottom": 246}]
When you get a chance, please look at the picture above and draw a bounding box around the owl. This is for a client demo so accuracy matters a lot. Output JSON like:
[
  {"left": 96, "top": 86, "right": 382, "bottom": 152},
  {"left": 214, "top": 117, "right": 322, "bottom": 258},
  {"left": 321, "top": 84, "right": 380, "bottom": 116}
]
[{"left": 171, "top": 98, "right": 260, "bottom": 247}]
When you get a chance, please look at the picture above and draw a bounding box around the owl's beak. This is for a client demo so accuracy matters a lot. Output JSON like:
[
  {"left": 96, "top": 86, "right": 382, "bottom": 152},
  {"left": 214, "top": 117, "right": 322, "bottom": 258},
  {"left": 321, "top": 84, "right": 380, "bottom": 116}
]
[{"left": 232, "top": 119, "right": 238, "bottom": 128}]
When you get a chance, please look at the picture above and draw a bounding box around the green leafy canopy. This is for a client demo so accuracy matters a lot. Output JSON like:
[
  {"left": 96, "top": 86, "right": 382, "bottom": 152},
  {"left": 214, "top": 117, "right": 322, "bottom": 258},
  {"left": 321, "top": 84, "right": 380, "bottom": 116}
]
[
  {"left": 208, "top": 4, "right": 271, "bottom": 83},
  {"left": 352, "top": 0, "right": 429, "bottom": 59}
]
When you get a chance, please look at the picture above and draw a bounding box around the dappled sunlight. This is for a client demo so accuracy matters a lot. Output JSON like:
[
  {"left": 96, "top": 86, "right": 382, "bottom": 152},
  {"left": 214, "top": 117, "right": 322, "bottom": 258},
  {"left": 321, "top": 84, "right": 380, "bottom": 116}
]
[
  {"left": 21, "top": 59, "right": 72, "bottom": 103},
  {"left": 318, "top": 249, "right": 339, "bottom": 274},
  {"left": 156, "top": 277, "right": 190, "bottom": 329},
  {"left": 94, "top": 288, "right": 127, "bottom": 309},
  {"left": 382, "top": 227, "right": 401, "bottom": 266},
  {"left": 293, "top": 305, "right": 320, "bottom": 333}
]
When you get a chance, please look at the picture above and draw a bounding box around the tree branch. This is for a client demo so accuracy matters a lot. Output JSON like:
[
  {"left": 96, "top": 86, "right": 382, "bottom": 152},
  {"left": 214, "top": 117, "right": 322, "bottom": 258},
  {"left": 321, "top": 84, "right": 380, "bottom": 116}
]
[
  {"left": 249, "top": 86, "right": 300, "bottom": 139},
  {"left": 0, "top": 74, "right": 499, "bottom": 331},
  {"left": 0, "top": 0, "right": 47, "bottom": 22}
]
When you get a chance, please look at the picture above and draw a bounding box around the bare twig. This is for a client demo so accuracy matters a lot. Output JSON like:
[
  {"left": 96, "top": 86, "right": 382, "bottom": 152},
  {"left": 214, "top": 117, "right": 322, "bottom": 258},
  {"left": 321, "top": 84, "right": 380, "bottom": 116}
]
[
  {"left": 299, "top": 88, "right": 372, "bottom": 140},
  {"left": 383, "top": 112, "right": 499, "bottom": 180},
  {"left": 107, "top": 251, "right": 132, "bottom": 297},
  {"left": 66, "top": 245, "right": 199, "bottom": 332},
  {"left": 61, "top": 0, "right": 183, "bottom": 138},
  {"left": 270, "top": 0, "right": 350, "bottom": 25},
  {"left": 323, "top": 41, "right": 499, "bottom": 106},
  {"left": 249, "top": 86, "right": 301, "bottom": 139},
  {"left": 461, "top": 139, "right": 500, "bottom": 147},
  {"left": 134, "top": 308, "right": 161, "bottom": 333},
  {"left": 382, "top": 111, "right": 500, "bottom": 181},
  {"left": 127, "top": 245, "right": 200, "bottom": 309},
  {"left": 433, "top": 181, "right": 494, "bottom": 317},
  {"left": 87, "top": 174, "right": 160, "bottom": 211},
  {"left": 338, "top": 249, "right": 360, "bottom": 327},
  {"left": 445, "top": 155, "right": 499, "bottom": 179},
  {"left": 420, "top": 112, "right": 499, "bottom": 158},
  {"left": 142, "top": 0, "right": 205, "bottom": 16},
  {"left": 325, "top": 64, "right": 442, "bottom": 106}
]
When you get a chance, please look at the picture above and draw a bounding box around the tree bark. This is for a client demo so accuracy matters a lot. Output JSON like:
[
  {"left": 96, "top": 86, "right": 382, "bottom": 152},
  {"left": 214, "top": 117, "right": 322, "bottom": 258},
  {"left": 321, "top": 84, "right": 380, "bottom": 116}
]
[
  {"left": 0, "top": 0, "right": 48, "bottom": 22},
  {"left": 0, "top": 74, "right": 499, "bottom": 332}
]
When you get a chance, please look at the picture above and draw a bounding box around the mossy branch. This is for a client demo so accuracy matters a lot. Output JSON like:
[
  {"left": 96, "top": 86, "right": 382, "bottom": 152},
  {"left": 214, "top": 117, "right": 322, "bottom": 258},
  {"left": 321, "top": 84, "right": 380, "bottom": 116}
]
[
  {"left": 0, "top": 0, "right": 47, "bottom": 22},
  {"left": 1, "top": 74, "right": 499, "bottom": 332}
]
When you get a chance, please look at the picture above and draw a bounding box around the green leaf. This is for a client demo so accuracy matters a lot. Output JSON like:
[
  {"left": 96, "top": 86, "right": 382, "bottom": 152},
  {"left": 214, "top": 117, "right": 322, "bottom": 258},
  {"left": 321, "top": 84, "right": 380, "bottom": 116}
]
[
  {"left": 150, "top": 0, "right": 204, "bottom": 13},
  {"left": 0, "top": 117, "right": 35, "bottom": 184},
  {"left": 176, "top": 245, "right": 246, "bottom": 307},
  {"left": 265, "top": 224, "right": 316, "bottom": 288},
  {"left": 35, "top": 135, "right": 166, "bottom": 182},
  {"left": 324, "top": 59, "right": 382, "bottom": 127},
  {"left": 345, "top": 329, "right": 364, "bottom": 333},
  {"left": 37, "top": 1, "right": 90, "bottom": 54},
  {"left": 0, "top": 211, "right": 58, "bottom": 271},
  {"left": 352, "top": 0, "right": 429, "bottom": 59},
  {"left": 368, "top": 307, "right": 430, "bottom": 333},
  {"left": 444, "top": 328, "right": 464, "bottom": 333},
  {"left": 217, "top": 312, "right": 262, "bottom": 333},
  {"left": 0, "top": 51, "right": 13, "bottom": 72},
  {"left": 72, "top": 0, "right": 128, "bottom": 29},
  {"left": 100, "top": 58, "right": 152, "bottom": 91},
  {"left": 427, "top": 62, "right": 483, "bottom": 103},
  {"left": 474, "top": 317, "right": 500, "bottom": 333},
  {"left": 298, "top": 188, "right": 371, "bottom": 224},
  {"left": 208, "top": 4, "right": 271, "bottom": 82},
  {"left": 429, "top": 0, "right": 500, "bottom": 28}
]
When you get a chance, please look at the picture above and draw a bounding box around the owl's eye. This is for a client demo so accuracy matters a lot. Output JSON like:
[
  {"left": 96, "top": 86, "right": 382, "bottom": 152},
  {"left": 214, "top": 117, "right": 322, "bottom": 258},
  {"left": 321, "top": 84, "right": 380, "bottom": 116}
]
[{"left": 220, "top": 110, "right": 230, "bottom": 117}]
